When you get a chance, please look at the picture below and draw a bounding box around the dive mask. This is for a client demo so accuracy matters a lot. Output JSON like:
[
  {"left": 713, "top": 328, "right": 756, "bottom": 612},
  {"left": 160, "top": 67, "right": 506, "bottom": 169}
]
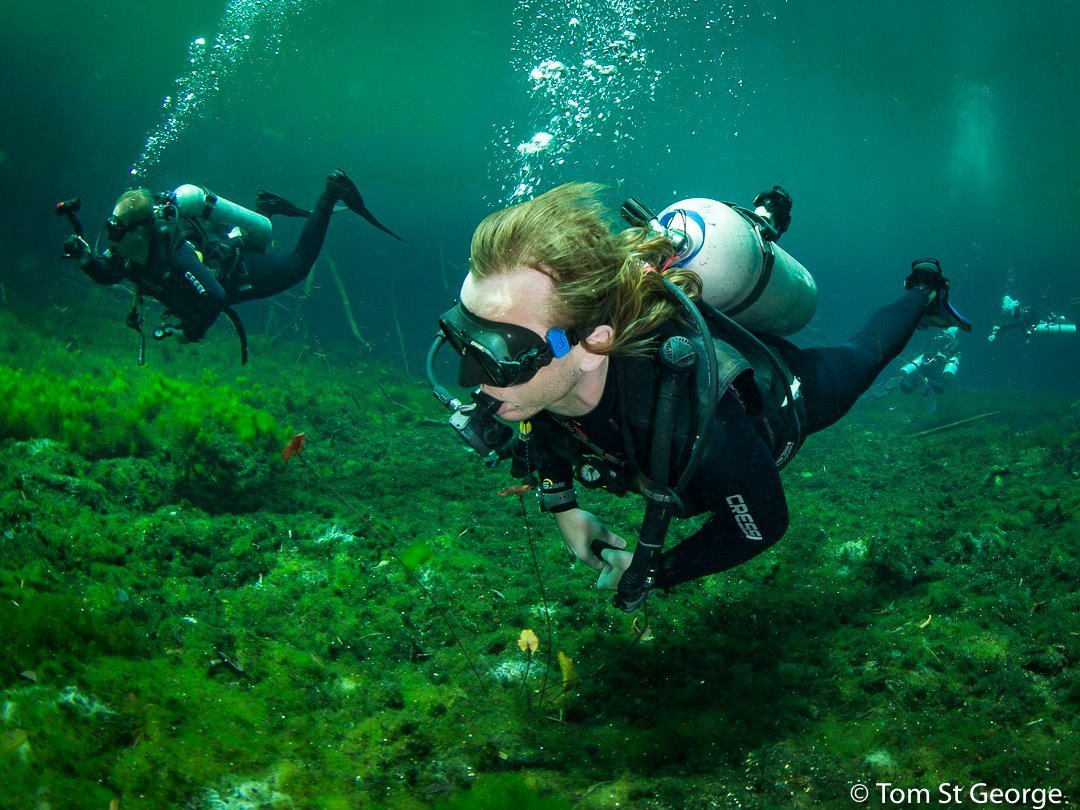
[
  {"left": 104, "top": 214, "right": 151, "bottom": 243},
  {"left": 438, "top": 302, "right": 578, "bottom": 388}
]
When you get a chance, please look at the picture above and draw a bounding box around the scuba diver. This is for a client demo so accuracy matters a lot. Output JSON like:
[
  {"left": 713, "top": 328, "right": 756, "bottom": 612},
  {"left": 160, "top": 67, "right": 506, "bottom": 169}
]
[
  {"left": 987, "top": 295, "right": 1077, "bottom": 343},
  {"left": 60, "top": 170, "right": 402, "bottom": 364},
  {"left": 426, "top": 182, "right": 971, "bottom": 612},
  {"left": 867, "top": 327, "right": 961, "bottom": 414}
]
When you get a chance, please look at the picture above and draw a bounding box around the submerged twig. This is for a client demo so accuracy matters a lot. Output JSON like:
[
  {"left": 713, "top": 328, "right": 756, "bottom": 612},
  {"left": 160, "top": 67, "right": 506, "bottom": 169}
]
[
  {"left": 909, "top": 411, "right": 1000, "bottom": 439},
  {"left": 514, "top": 491, "right": 554, "bottom": 709},
  {"left": 327, "top": 257, "right": 370, "bottom": 350},
  {"left": 390, "top": 289, "right": 410, "bottom": 375},
  {"left": 374, "top": 382, "right": 445, "bottom": 426}
]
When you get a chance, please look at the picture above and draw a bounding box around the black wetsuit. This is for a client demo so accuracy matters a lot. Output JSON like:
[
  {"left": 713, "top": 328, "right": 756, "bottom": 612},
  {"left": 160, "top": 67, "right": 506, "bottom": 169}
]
[
  {"left": 522, "top": 289, "right": 928, "bottom": 589},
  {"left": 82, "top": 191, "right": 335, "bottom": 342}
]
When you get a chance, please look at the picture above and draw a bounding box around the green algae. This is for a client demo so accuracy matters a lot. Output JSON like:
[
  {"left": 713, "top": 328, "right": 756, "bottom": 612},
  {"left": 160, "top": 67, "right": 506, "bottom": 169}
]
[{"left": 0, "top": 307, "right": 1077, "bottom": 808}]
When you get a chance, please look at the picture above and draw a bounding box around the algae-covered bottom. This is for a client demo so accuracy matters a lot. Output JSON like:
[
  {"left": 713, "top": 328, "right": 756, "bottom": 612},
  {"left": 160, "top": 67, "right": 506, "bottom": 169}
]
[{"left": 1, "top": 310, "right": 1077, "bottom": 808}]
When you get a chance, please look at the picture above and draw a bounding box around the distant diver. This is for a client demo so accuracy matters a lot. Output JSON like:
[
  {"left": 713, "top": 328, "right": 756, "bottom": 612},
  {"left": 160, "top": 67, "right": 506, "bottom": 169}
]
[
  {"left": 867, "top": 327, "right": 962, "bottom": 414},
  {"left": 987, "top": 295, "right": 1077, "bottom": 343},
  {"left": 60, "top": 170, "right": 402, "bottom": 364}
]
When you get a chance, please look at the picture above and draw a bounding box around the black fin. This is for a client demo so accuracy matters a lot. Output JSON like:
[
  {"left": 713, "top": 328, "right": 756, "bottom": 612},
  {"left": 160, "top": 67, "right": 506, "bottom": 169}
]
[
  {"left": 255, "top": 190, "right": 311, "bottom": 218},
  {"left": 326, "top": 170, "right": 404, "bottom": 241},
  {"left": 342, "top": 190, "right": 404, "bottom": 242}
]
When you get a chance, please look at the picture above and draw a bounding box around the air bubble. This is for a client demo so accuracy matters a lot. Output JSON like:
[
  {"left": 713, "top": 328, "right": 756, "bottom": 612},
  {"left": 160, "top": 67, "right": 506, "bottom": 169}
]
[
  {"left": 130, "top": 0, "right": 307, "bottom": 177},
  {"left": 490, "top": 0, "right": 780, "bottom": 203}
]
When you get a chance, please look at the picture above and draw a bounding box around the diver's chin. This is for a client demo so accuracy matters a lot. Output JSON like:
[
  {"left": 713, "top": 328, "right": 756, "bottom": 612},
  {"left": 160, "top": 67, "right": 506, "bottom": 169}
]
[
  {"left": 497, "top": 402, "right": 522, "bottom": 420},
  {"left": 497, "top": 402, "right": 539, "bottom": 422}
]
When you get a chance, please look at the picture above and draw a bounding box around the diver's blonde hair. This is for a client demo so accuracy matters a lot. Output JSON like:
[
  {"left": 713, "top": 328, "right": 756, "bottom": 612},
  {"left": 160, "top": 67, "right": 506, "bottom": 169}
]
[{"left": 468, "top": 183, "right": 701, "bottom": 356}]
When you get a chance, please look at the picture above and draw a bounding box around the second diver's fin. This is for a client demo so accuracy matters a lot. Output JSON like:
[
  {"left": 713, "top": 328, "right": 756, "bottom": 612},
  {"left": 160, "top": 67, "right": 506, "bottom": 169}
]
[
  {"left": 255, "top": 190, "right": 312, "bottom": 219},
  {"left": 922, "top": 387, "right": 938, "bottom": 415},
  {"left": 326, "top": 169, "right": 405, "bottom": 242},
  {"left": 355, "top": 204, "right": 405, "bottom": 242}
]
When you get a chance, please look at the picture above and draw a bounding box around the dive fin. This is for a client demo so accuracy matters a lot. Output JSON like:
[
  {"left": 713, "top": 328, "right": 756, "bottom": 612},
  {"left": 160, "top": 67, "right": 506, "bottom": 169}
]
[
  {"left": 255, "top": 190, "right": 312, "bottom": 219},
  {"left": 326, "top": 169, "right": 405, "bottom": 241},
  {"left": 355, "top": 204, "right": 405, "bottom": 242},
  {"left": 922, "top": 388, "right": 938, "bottom": 415}
]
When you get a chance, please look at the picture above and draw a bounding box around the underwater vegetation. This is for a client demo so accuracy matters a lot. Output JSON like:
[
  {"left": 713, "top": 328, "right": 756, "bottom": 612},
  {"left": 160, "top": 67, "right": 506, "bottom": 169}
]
[{"left": 0, "top": 304, "right": 1077, "bottom": 809}]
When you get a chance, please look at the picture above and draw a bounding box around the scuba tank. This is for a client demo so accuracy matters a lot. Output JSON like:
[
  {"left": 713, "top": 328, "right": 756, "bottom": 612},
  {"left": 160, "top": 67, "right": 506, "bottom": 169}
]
[
  {"left": 898, "top": 356, "right": 925, "bottom": 377},
  {"left": 1029, "top": 322, "right": 1077, "bottom": 335},
  {"left": 171, "top": 184, "right": 272, "bottom": 252},
  {"left": 943, "top": 354, "right": 960, "bottom": 379},
  {"left": 656, "top": 198, "right": 817, "bottom": 336}
]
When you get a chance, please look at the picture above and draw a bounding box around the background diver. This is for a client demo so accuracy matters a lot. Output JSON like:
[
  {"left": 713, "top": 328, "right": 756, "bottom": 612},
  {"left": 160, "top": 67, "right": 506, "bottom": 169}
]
[
  {"left": 430, "top": 182, "right": 971, "bottom": 612},
  {"left": 866, "top": 327, "right": 961, "bottom": 414},
  {"left": 61, "top": 170, "right": 402, "bottom": 364},
  {"left": 987, "top": 294, "right": 1078, "bottom": 343}
]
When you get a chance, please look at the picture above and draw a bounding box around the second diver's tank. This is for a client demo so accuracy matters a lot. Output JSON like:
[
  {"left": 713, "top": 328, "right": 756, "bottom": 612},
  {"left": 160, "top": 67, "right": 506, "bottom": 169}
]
[
  {"left": 172, "top": 184, "right": 272, "bottom": 252},
  {"left": 657, "top": 198, "right": 817, "bottom": 336}
]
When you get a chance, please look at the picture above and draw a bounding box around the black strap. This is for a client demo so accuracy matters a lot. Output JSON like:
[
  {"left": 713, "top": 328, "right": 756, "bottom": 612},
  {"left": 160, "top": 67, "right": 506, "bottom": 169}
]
[
  {"left": 222, "top": 306, "right": 249, "bottom": 365},
  {"left": 613, "top": 363, "right": 684, "bottom": 612},
  {"left": 723, "top": 206, "right": 776, "bottom": 318}
]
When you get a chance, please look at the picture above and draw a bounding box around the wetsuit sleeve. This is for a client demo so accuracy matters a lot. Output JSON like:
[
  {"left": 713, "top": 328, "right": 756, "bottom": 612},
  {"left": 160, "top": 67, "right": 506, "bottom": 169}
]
[
  {"left": 536, "top": 452, "right": 578, "bottom": 513},
  {"left": 81, "top": 251, "right": 127, "bottom": 285},
  {"left": 511, "top": 426, "right": 578, "bottom": 513},
  {"left": 658, "top": 389, "right": 789, "bottom": 588},
  {"left": 165, "top": 241, "right": 227, "bottom": 342}
]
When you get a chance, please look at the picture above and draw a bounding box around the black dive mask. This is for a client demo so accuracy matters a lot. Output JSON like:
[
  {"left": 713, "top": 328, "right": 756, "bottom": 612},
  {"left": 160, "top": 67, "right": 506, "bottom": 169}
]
[
  {"left": 438, "top": 302, "right": 578, "bottom": 388},
  {"left": 104, "top": 214, "right": 151, "bottom": 243}
]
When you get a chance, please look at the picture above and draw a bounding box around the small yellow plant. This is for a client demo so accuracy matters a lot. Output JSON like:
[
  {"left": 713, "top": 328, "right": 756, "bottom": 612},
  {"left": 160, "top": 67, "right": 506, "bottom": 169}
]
[
  {"left": 517, "top": 629, "right": 539, "bottom": 653},
  {"left": 517, "top": 629, "right": 539, "bottom": 702}
]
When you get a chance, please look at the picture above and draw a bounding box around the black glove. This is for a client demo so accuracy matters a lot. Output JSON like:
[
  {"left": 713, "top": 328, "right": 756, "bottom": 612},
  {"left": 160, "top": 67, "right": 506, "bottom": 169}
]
[{"left": 63, "top": 234, "right": 91, "bottom": 263}]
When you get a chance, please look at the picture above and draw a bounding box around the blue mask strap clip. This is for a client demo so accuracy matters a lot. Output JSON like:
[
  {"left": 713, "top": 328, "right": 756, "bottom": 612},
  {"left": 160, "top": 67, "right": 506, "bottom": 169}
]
[{"left": 546, "top": 327, "right": 573, "bottom": 358}]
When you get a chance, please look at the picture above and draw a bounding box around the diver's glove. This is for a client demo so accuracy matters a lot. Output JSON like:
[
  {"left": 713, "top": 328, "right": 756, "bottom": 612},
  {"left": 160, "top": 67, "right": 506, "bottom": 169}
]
[
  {"left": 63, "top": 234, "right": 91, "bottom": 265},
  {"left": 905, "top": 258, "right": 973, "bottom": 332},
  {"left": 752, "top": 185, "right": 793, "bottom": 239}
]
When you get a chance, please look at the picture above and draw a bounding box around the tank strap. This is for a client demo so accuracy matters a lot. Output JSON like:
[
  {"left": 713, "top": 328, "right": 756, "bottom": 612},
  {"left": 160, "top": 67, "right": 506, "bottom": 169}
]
[
  {"left": 723, "top": 205, "right": 776, "bottom": 318},
  {"left": 199, "top": 190, "right": 218, "bottom": 221}
]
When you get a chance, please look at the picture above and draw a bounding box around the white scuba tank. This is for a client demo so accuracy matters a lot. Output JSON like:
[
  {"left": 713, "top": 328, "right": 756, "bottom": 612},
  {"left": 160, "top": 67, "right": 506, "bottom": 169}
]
[
  {"left": 1029, "top": 322, "right": 1077, "bottom": 335},
  {"left": 899, "top": 356, "right": 926, "bottom": 377},
  {"left": 172, "top": 184, "right": 272, "bottom": 252},
  {"left": 657, "top": 198, "right": 817, "bottom": 336}
]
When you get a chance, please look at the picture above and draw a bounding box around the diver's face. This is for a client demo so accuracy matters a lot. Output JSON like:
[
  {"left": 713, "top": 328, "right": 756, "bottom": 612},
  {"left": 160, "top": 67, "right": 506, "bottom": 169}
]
[
  {"left": 109, "top": 209, "right": 150, "bottom": 264},
  {"left": 459, "top": 266, "right": 591, "bottom": 421}
]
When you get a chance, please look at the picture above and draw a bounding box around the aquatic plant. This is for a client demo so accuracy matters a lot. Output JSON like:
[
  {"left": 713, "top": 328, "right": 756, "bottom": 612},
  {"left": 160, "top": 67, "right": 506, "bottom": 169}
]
[
  {"left": 279, "top": 432, "right": 488, "bottom": 691},
  {"left": 2, "top": 307, "right": 1076, "bottom": 807},
  {"left": 517, "top": 628, "right": 539, "bottom": 704}
]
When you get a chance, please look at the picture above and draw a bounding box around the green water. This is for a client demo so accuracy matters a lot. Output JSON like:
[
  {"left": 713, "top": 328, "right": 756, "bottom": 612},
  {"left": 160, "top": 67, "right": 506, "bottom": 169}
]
[{"left": 0, "top": 1, "right": 1077, "bottom": 807}]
